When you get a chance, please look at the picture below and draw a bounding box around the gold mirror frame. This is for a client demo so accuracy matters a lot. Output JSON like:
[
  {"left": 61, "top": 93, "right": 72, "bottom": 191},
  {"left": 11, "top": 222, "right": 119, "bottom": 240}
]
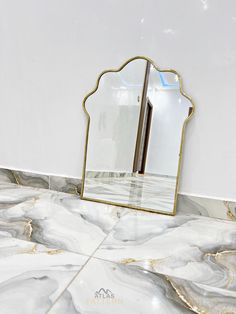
[{"left": 80, "top": 56, "right": 195, "bottom": 215}]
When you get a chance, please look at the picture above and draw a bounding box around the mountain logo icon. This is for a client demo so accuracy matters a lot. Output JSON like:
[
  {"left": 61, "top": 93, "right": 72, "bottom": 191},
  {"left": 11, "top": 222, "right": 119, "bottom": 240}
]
[{"left": 95, "top": 288, "right": 115, "bottom": 299}]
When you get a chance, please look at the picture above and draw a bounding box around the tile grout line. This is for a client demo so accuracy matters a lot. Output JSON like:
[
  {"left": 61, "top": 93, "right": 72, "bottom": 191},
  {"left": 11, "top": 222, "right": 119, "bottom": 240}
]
[
  {"left": 46, "top": 215, "right": 123, "bottom": 313},
  {"left": 1, "top": 182, "right": 234, "bottom": 310}
]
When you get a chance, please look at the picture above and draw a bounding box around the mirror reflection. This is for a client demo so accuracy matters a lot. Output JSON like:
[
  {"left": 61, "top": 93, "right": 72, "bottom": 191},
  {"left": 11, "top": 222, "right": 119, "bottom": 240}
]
[{"left": 81, "top": 57, "right": 194, "bottom": 214}]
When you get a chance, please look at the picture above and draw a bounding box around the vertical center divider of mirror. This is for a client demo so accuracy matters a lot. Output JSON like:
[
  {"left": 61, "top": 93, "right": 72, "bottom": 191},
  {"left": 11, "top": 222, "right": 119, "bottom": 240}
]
[{"left": 133, "top": 60, "right": 151, "bottom": 173}]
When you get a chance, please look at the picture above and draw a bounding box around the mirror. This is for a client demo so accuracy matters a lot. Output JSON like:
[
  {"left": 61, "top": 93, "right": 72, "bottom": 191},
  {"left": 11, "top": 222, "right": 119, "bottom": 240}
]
[{"left": 81, "top": 56, "right": 194, "bottom": 215}]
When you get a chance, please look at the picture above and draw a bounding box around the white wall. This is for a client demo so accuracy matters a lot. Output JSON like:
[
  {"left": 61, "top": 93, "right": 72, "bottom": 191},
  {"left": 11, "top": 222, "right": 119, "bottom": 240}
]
[{"left": 0, "top": 0, "right": 236, "bottom": 200}]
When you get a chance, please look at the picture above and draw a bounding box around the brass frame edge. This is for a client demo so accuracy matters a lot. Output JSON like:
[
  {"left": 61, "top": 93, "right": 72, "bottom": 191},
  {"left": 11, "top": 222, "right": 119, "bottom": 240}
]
[{"left": 80, "top": 55, "right": 195, "bottom": 216}]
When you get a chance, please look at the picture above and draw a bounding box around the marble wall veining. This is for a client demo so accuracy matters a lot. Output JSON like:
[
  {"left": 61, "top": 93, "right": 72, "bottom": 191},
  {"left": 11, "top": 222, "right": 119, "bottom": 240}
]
[
  {"left": 49, "top": 175, "right": 81, "bottom": 195},
  {"left": 177, "top": 194, "right": 236, "bottom": 221},
  {"left": 0, "top": 168, "right": 49, "bottom": 188},
  {"left": 0, "top": 168, "right": 80, "bottom": 195},
  {"left": 0, "top": 168, "right": 235, "bottom": 221}
]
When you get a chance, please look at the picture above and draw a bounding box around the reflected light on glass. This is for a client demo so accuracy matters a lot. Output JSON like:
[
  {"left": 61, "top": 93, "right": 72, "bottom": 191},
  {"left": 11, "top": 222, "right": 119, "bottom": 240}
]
[
  {"left": 150, "top": 65, "right": 156, "bottom": 71},
  {"left": 163, "top": 28, "right": 175, "bottom": 35},
  {"left": 201, "top": 0, "right": 208, "bottom": 10},
  {"left": 152, "top": 296, "right": 161, "bottom": 309},
  {"left": 143, "top": 260, "right": 151, "bottom": 269}
]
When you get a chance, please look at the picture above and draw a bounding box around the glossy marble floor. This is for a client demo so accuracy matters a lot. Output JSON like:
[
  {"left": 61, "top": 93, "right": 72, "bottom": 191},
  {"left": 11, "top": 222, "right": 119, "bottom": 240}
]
[
  {"left": 0, "top": 182, "right": 235, "bottom": 313},
  {"left": 83, "top": 174, "right": 176, "bottom": 213}
]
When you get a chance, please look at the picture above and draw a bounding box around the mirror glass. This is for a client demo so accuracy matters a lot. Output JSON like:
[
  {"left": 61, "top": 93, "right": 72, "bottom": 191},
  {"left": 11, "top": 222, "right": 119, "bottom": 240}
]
[{"left": 81, "top": 57, "right": 194, "bottom": 215}]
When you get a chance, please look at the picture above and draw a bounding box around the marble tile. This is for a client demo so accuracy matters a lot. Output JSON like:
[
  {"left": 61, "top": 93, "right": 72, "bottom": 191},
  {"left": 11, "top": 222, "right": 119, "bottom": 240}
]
[
  {"left": 0, "top": 182, "right": 235, "bottom": 313},
  {"left": 86, "top": 171, "right": 133, "bottom": 178},
  {"left": 50, "top": 175, "right": 81, "bottom": 195},
  {"left": 163, "top": 275, "right": 236, "bottom": 313},
  {"left": 0, "top": 236, "right": 88, "bottom": 314},
  {"left": 0, "top": 169, "right": 17, "bottom": 184},
  {"left": 177, "top": 194, "right": 236, "bottom": 221},
  {"left": 94, "top": 211, "right": 236, "bottom": 291},
  {"left": 0, "top": 184, "right": 127, "bottom": 256},
  {"left": 13, "top": 170, "right": 49, "bottom": 189},
  {"left": 48, "top": 257, "right": 236, "bottom": 314},
  {"left": 227, "top": 200, "right": 236, "bottom": 220},
  {"left": 0, "top": 182, "right": 45, "bottom": 212}
]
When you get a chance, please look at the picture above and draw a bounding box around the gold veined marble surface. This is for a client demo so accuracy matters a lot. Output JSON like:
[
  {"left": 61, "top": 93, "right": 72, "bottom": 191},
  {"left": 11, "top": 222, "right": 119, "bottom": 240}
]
[{"left": 0, "top": 182, "right": 235, "bottom": 313}]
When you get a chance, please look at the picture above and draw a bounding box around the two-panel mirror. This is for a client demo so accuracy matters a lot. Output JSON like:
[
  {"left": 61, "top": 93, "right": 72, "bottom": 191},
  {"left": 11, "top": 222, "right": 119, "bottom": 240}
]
[{"left": 81, "top": 56, "right": 194, "bottom": 215}]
